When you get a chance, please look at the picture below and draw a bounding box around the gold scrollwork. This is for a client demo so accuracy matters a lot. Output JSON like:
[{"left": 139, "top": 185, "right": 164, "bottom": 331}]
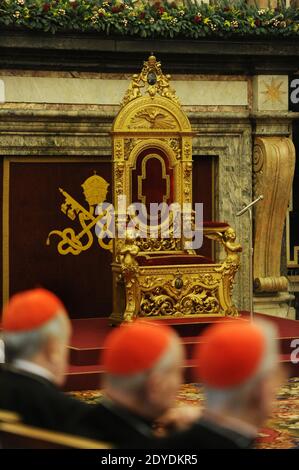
[
  {"left": 139, "top": 284, "right": 219, "bottom": 317},
  {"left": 124, "top": 138, "right": 142, "bottom": 158},
  {"left": 136, "top": 238, "right": 179, "bottom": 252},
  {"left": 114, "top": 140, "right": 123, "bottom": 160},
  {"left": 115, "top": 162, "right": 125, "bottom": 196},
  {"left": 183, "top": 141, "right": 192, "bottom": 159}
]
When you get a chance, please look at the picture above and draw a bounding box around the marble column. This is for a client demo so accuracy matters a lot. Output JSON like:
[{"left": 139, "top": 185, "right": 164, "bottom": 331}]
[{"left": 252, "top": 74, "right": 297, "bottom": 318}]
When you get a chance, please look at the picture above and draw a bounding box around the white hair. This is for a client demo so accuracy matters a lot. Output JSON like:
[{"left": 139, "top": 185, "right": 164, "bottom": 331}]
[
  {"left": 104, "top": 334, "right": 180, "bottom": 394},
  {"left": 2, "top": 312, "right": 67, "bottom": 363},
  {"left": 205, "top": 319, "right": 279, "bottom": 412}
]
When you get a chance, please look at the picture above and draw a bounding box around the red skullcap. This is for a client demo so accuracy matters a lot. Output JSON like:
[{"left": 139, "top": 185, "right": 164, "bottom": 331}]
[
  {"left": 102, "top": 321, "right": 174, "bottom": 376},
  {"left": 2, "top": 288, "right": 66, "bottom": 332},
  {"left": 194, "top": 321, "right": 266, "bottom": 388}
]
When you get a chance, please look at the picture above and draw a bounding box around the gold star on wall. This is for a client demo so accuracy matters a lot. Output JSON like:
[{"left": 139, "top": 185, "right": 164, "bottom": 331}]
[{"left": 261, "top": 78, "right": 286, "bottom": 104}]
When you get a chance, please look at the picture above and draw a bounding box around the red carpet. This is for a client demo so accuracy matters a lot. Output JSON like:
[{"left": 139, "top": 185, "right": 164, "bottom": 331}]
[{"left": 65, "top": 312, "right": 299, "bottom": 391}]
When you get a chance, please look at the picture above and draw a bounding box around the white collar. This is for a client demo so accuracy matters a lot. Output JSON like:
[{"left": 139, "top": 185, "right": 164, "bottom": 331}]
[{"left": 12, "top": 359, "right": 55, "bottom": 384}]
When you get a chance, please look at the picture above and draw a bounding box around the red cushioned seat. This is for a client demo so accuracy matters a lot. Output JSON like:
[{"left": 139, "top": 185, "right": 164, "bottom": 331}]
[{"left": 203, "top": 221, "right": 229, "bottom": 229}]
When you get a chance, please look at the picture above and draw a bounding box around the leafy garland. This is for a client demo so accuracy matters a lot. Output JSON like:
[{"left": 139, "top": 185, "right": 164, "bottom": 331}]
[{"left": 0, "top": 0, "right": 299, "bottom": 37}]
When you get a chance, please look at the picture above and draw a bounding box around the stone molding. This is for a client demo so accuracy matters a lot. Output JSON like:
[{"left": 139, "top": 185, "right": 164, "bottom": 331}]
[{"left": 253, "top": 136, "right": 296, "bottom": 293}]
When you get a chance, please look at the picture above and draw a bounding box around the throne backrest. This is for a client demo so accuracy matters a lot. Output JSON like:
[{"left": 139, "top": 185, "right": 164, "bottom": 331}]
[{"left": 112, "top": 55, "right": 194, "bottom": 254}]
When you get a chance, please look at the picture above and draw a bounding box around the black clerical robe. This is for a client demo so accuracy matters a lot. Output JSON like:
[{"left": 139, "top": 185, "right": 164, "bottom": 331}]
[
  {"left": 77, "top": 398, "right": 156, "bottom": 449},
  {"left": 0, "top": 365, "right": 89, "bottom": 434},
  {"left": 158, "top": 417, "right": 255, "bottom": 449}
]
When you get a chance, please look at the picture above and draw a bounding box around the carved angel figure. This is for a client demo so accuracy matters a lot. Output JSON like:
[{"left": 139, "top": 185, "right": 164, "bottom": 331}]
[
  {"left": 119, "top": 231, "right": 140, "bottom": 268},
  {"left": 205, "top": 227, "right": 242, "bottom": 267}
]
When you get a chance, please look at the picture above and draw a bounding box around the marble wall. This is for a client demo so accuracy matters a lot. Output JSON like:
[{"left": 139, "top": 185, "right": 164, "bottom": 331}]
[{"left": 0, "top": 73, "right": 249, "bottom": 107}]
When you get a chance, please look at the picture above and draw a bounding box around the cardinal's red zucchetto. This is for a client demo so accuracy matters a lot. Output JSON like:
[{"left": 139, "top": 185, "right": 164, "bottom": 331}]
[
  {"left": 194, "top": 321, "right": 266, "bottom": 388},
  {"left": 2, "top": 288, "right": 66, "bottom": 332},
  {"left": 102, "top": 321, "right": 174, "bottom": 376}
]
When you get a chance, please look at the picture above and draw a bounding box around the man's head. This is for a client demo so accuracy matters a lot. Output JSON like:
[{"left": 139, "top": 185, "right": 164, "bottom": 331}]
[
  {"left": 194, "top": 319, "right": 282, "bottom": 427},
  {"left": 102, "top": 321, "right": 184, "bottom": 419},
  {"left": 2, "top": 288, "right": 71, "bottom": 386}
]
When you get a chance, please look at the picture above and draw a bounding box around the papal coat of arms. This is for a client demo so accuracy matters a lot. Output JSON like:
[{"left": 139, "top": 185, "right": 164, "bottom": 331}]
[{"left": 47, "top": 173, "right": 113, "bottom": 255}]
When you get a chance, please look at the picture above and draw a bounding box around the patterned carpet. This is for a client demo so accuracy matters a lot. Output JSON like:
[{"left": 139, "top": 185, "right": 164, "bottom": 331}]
[{"left": 69, "top": 377, "right": 299, "bottom": 449}]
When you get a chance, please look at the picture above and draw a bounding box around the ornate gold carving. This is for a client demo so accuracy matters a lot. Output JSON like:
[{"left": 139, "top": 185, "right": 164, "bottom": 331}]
[
  {"left": 130, "top": 209, "right": 181, "bottom": 252},
  {"left": 114, "top": 140, "right": 123, "bottom": 160},
  {"left": 206, "top": 228, "right": 242, "bottom": 272},
  {"left": 113, "top": 223, "right": 241, "bottom": 321},
  {"left": 115, "top": 95, "right": 191, "bottom": 133},
  {"left": 253, "top": 137, "right": 295, "bottom": 292},
  {"left": 124, "top": 138, "right": 141, "bottom": 158},
  {"left": 123, "top": 74, "right": 144, "bottom": 105},
  {"left": 47, "top": 174, "right": 113, "bottom": 255},
  {"left": 191, "top": 273, "right": 220, "bottom": 288},
  {"left": 154, "top": 139, "right": 181, "bottom": 160},
  {"left": 139, "top": 278, "right": 220, "bottom": 317},
  {"left": 115, "top": 162, "right": 125, "bottom": 196},
  {"left": 129, "top": 108, "right": 176, "bottom": 130},
  {"left": 119, "top": 232, "right": 140, "bottom": 269},
  {"left": 183, "top": 162, "right": 192, "bottom": 202},
  {"left": 169, "top": 138, "right": 181, "bottom": 159},
  {"left": 183, "top": 141, "right": 192, "bottom": 159},
  {"left": 205, "top": 227, "right": 242, "bottom": 317},
  {"left": 135, "top": 238, "right": 180, "bottom": 252},
  {"left": 117, "top": 232, "right": 140, "bottom": 322},
  {"left": 121, "top": 54, "right": 180, "bottom": 108}
]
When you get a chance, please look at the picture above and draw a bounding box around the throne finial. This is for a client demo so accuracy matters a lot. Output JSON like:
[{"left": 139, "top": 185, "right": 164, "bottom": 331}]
[{"left": 120, "top": 55, "right": 180, "bottom": 108}]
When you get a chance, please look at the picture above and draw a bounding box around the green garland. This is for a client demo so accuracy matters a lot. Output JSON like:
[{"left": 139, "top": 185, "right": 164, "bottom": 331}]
[{"left": 0, "top": 0, "right": 299, "bottom": 37}]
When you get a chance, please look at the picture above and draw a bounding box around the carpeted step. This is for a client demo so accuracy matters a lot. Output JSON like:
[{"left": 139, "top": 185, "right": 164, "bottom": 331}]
[
  {"left": 66, "top": 313, "right": 299, "bottom": 390},
  {"left": 64, "top": 354, "right": 299, "bottom": 392}
]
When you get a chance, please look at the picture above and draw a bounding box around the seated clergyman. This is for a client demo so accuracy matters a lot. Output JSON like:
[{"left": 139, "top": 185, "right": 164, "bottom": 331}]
[
  {"left": 0, "top": 289, "right": 90, "bottom": 433},
  {"left": 76, "top": 320, "right": 200, "bottom": 447},
  {"left": 0, "top": 289, "right": 199, "bottom": 447},
  {"left": 158, "top": 319, "right": 284, "bottom": 449}
]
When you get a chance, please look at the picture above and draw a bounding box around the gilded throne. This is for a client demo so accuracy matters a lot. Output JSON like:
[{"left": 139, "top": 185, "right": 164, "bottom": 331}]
[{"left": 110, "top": 55, "right": 242, "bottom": 324}]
